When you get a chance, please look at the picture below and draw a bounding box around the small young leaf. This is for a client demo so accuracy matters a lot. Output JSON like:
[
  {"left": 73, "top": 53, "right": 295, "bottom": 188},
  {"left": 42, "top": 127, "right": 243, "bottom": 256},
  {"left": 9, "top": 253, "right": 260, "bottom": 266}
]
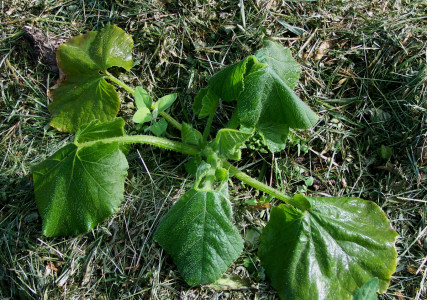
[
  {"left": 134, "top": 86, "right": 153, "bottom": 109},
  {"left": 256, "top": 122, "right": 289, "bottom": 152},
  {"left": 351, "top": 278, "right": 379, "bottom": 300},
  {"left": 32, "top": 118, "right": 129, "bottom": 236},
  {"left": 154, "top": 183, "right": 243, "bottom": 286},
  {"left": 193, "top": 87, "right": 220, "bottom": 118},
  {"left": 150, "top": 118, "right": 168, "bottom": 136},
  {"left": 154, "top": 93, "right": 177, "bottom": 113},
  {"left": 215, "top": 129, "right": 252, "bottom": 160},
  {"left": 132, "top": 107, "right": 151, "bottom": 124},
  {"left": 378, "top": 145, "right": 392, "bottom": 160},
  {"left": 182, "top": 123, "right": 202, "bottom": 146},
  {"left": 258, "top": 195, "right": 397, "bottom": 300},
  {"left": 49, "top": 25, "right": 133, "bottom": 132}
]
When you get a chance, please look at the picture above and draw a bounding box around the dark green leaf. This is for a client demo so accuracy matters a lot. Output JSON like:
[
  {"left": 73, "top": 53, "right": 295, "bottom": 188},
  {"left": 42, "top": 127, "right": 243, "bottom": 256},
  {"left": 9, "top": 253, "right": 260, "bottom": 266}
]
[
  {"left": 185, "top": 155, "right": 202, "bottom": 176},
  {"left": 258, "top": 195, "right": 397, "bottom": 300},
  {"left": 208, "top": 56, "right": 261, "bottom": 102},
  {"left": 133, "top": 107, "right": 151, "bottom": 124},
  {"left": 232, "top": 41, "right": 318, "bottom": 152},
  {"left": 134, "top": 86, "right": 153, "bottom": 109},
  {"left": 150, "top": 118, "right": 168, "bottom": 136},
  {"left": 215, "top": 129, "right": 252, "bottom": 160},
  {"left": 154, "top": 183, "right": 243, "bottom": 286},
  {"left": 49, "top": 25, "right": 133, "bottom": 132},
  {"left": 32, "top": 118, "right": 129, "bottom": 236},
  {"left": 154, "top": 93, "right": 178, "bottom": 113},
  {"left": 182, "top": 123, "right": 202, "bottom": 146},
  {"left": 351, "top": 278, "right": 379, "bottom": 300}
]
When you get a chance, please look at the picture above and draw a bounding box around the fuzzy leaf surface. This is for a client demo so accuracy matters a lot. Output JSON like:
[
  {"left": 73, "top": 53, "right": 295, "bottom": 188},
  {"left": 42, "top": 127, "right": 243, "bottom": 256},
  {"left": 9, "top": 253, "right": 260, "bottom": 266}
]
[
  {"left": 215, "top": 129, "right": 252, "bottom": 160},
  {"left": 32, "top": 118, "right": 129, "bottom": 236},
  {"left": 154, "top": 183, "right": 243, "bottom": 286},
  {"left": 49, "top": 25, "right": 133, "bottom": 132},
  {"left": 182, "top": 123, "right": 202, "bottom": 146},
  {"left": 236, "top": 41, "right": 318, "bottom": 151},
  {"left": 258, "top": 195, "right": 397, "bottom": 300}
]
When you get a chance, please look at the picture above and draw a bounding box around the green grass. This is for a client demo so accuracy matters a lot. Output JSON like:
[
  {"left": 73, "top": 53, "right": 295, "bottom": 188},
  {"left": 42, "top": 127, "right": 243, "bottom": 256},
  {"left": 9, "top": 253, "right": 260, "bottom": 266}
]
[{"left": 1, "top": 0, "right": 426, "bottom": 299}]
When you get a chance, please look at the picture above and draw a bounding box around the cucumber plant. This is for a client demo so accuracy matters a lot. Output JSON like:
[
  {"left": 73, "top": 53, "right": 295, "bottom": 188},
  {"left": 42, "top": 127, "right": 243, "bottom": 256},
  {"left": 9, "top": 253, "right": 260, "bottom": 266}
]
[{"left": 32, "top": 25, "right": 397, "bottom": 299}]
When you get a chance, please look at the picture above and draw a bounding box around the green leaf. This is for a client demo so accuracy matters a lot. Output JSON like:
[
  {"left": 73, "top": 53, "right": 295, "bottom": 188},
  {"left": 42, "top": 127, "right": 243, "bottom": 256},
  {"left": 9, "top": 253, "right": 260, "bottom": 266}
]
[
  {"left": 193, "top": 87, "right": 220, "bottom": 118},
  {"left": 378, "top": 145, "right": 392, "bottom": 160},
  {"left": 255, "top": 40, "right": 301, "bottom": 90},
  {"left": 154, "top": 183, "right": 244, "bottom": 286},
  {"left": 208, "top": 56, "right": 261, "bottom": 102},
  {"left": 258, "top": 195, "right": 397, "bottom": 300},
  {"left": 154, "top": 93, "right": 178, "bottom": 113},
  {"left": 133, "top": 107, "right": 151, "bottom": 124},
  {"left": 134, "top": 86, "right": 153, "bottom": 109},
  {"left": 256, "top": 122, "right": 289, "bottom": 152},
  {"left": 351, "top": 278, "right": 379, "bottom": 300},
  {"left": 215, "top": 129, "right": 252, "bottom": 160},
  {"left": 182, "top": 123, "right": 202, "bottom": 146},
  {"left": 236, "top": 41, "right": 318, "bottom": 152},
  {"left": 185, "top": 155, "right": 202, "bottom": 176},
  {"left": 150, "top": 118, "right": 168, "bottom": 136},
  {"left": 49, "top": 25, "right": 133, "bottom": 132},
  {"left": 32, "top": 118, "right": 129, "bottom": 236}
]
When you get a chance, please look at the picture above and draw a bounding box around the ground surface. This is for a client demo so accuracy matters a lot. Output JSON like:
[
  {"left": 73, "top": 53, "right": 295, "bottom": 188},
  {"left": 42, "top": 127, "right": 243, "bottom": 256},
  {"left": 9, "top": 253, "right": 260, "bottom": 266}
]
[{"left": 1, "top": 0, "right": 426, "bottom": 299}]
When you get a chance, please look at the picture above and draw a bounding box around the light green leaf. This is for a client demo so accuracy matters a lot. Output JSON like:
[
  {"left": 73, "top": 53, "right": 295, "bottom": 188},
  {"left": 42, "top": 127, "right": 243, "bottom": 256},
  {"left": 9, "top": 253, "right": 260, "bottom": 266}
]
[
  {"left": 182, "top": 123, "right": 202, "bottom": 146},
  {"left": 255, "top": 40, "right": 301, "bottom": 90},
  {"left": 215, "top": 129, "right": 252, "bottom": 160},
  {"left": 133, "top": 107, "right": 152, "bottom": 124},
  {"left": 258, "top": 195, "right": 397, "bottom": 300},
  {"left": 154, "top": 93, "right": 178, "bottom": 113},
  {"left": 256, "top": 122, "right": 289, "bottom": 152},
  {"left": 150, "top": 118, "right": 168, "bottom": 136},
  {"left": 193, "top": 87, "right": 220, "bottom": 118},
  {"left": 49, "top": 25, "right": 133, "bottom": 132},
  {"left": 32, "top": 118, "right": 129, "bottom": 236},
  {"left": 351, "top": 278, "right": 379, "bottom": 300},
  {"left": 379, "top": 145, "right": 392, "bottom": 160},
  {"left": 134, "top": 86, "right": 152, "bottom": 109},
  {"left": 154, "top": 183, "right": 243, "bottom": 286}
]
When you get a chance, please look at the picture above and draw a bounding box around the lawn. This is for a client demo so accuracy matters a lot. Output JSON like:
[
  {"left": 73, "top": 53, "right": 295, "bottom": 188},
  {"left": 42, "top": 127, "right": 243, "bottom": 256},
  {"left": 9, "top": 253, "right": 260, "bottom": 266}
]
[{"left": 1, "top": 0, "right": 426, "bottom": 299}]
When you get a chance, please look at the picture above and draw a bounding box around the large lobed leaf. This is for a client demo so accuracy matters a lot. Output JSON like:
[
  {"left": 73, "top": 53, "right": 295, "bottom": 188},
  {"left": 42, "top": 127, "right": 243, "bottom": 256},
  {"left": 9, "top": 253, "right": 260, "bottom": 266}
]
[
  {"left": 49, "top": 25, "right": 133, "bottom": 132},
  {"left": 258, "top": 195, "right": 397, "bottom": 300},
  {"left": 194, "top": 41, "right": 318, "bottom": 152},
  {"left": 154, "top": 183, "right": 244, "bottom": 286},
  {"left": 32, "top": 118, "right": 129, "bottom": 236},
  {"left": 237, "top": 41, "right": 319, "bottom": 151}
]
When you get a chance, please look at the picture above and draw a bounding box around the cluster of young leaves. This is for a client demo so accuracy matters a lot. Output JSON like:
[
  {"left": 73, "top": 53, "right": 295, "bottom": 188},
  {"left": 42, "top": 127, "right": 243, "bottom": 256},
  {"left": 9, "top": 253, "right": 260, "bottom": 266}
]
[
  {"left": 132, "top": 86, "right": 178, "bottom": 136},
  {"left": 32, "top": 25, "right": 398, "bottom": 299}
]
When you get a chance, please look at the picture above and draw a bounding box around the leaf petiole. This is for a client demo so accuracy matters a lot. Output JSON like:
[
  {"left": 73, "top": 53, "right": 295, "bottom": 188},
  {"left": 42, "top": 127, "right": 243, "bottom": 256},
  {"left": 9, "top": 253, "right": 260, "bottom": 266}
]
[
  {"left": 223, "top": 161, "right": 310, "bottom": 211},
  {"left": 77, "top": 134, "right": 199, "bottom": 156}
]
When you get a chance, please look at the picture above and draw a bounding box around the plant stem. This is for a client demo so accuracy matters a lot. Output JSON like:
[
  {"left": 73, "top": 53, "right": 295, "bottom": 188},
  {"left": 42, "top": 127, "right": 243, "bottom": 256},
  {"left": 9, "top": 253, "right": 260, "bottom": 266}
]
[
  {"left": 223, "top": 161, "right": 309, "bottom": 211},
  {"left": 106, "top": 72, "right": 182, "bottom": 131},
  {"left": 77, "top": 135, "right": 199, "bottom": 156},
  {"left": 202, "top": 112, "right": 215, "bottom": 143}
]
